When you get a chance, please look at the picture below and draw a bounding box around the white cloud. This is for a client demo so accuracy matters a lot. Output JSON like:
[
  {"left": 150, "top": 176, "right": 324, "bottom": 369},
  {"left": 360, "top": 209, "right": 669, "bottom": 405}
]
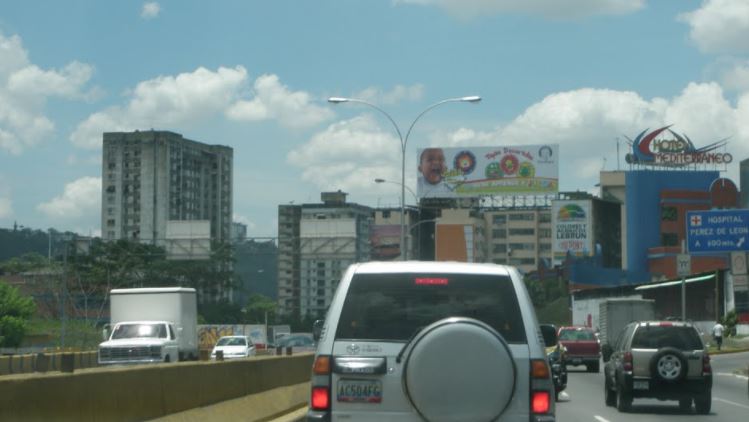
[
  {"left": 353, "top": 84, "right": 425, "bottom": 105},
  {"left": 37, "top": 176, "right": 102, "bottom": 219},
  {"left": 0, "top": 33, "right": 96, "bottom": 154},
  {"left": 394, "top": 0, "right": 645, "bottom": 19},
  {"left": 226, "top": 74, "right": 333, "bottom": 128},
  {"left": 718, "top": 60, "right": 749, "bottom": 92},
  {"left": 287, "top": 114, "right": 401, "bottom": 191},
  {"left": 141, "top": 2, "right": 161, "bottom": 19},
  {"left": 72, "top": 68, "right": 331, "bottom": 148},
  {"left": 679, "top": 0, "right": 749, "bottom": 54},
  {"left": 71, "top": 66, "right": 248, "bottom": 148}
]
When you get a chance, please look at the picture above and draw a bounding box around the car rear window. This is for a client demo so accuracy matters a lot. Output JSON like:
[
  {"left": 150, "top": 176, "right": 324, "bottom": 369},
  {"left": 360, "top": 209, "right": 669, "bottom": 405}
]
[
  {"left": 631, "top": 325, "right": 703, "bottom": 350},
  {"left": 335, "top": 272, "right": 527, "bottom": 344},
  {"left": 559, "top": 329, "right": 596, "bottom": 341}
]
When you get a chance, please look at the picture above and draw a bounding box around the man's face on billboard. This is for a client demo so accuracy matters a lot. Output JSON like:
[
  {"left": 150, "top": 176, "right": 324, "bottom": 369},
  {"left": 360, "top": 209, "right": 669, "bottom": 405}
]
[{"left": 419, "top": 148, "right": 446, "bottom": 185}]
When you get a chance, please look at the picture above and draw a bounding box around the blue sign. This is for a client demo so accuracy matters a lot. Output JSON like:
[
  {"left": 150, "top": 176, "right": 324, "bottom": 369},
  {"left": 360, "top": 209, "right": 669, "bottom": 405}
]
[{"left": 686, "top": 209, "right": 749, "bottom": 253}]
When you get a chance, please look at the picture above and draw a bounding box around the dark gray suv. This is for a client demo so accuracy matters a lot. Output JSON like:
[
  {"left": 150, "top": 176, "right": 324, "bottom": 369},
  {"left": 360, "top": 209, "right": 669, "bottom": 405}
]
[{"left": 602, "top": 321, "right": 712, "bottom": 414}]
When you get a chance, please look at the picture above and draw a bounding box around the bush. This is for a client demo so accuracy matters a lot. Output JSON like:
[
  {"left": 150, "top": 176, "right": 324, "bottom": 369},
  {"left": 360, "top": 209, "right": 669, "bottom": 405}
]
[{"left": 0, "top": 281, "right": 36, "bottom": 347}]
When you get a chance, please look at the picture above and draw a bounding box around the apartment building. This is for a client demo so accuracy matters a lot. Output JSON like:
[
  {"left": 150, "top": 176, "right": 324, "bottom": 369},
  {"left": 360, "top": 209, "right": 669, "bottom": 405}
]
[
  {"left": 101, "top": 130, "right": 233, "bottom": 245},
  {"left": 483, "top": 208, "right": 553, "bottom": 273},
  {"left": 277, "top": 192, "right": 373, "bottom": 318}
]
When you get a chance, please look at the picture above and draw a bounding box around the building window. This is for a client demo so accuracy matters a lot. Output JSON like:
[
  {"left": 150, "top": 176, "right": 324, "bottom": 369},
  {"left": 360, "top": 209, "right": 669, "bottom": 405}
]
[
  {"left": 661, "top": 232, "right": 679, "bottom": 247},
  {"left": 539, "top": 228, "right": 551, "bottom": 238},
  {"left": 539, "top": 213, "right": 552, "bottom": 223},
  {"left": 509, "top": 243, "right": 535, "bottom": 251},
  {"left": 539, "top": 243, "right": 552, "bottom": 252},
  {"left": 492, "top": 215, "right": 507, "bottom": 225},
  {"left": 493, "top": 244, "right": 507, "bottom": 253},
  {"left": 492, "top": 229, "right": 507, "bottom": 238},
  {"left": 661, "top": 206, "right": 678, "bottom": 222},
  {"left": 509, "top": 228, "right": 535, "bottom": 236},
  {"left": 509, "top": 214, "right": 534, "bottom": 221}
]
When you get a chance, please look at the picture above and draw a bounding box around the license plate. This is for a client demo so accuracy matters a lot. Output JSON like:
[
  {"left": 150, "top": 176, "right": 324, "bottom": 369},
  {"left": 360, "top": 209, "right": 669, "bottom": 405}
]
[
  {"left": 337, "top": 379, "right": 382, "bottom": 403},
  {"left": 633, "top": 380, "right": 649, "bottom": 390}
]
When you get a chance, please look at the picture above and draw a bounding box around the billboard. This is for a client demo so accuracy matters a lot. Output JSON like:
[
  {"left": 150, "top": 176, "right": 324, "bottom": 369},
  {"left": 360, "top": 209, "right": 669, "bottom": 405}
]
[
  {"left": 552, "top": 200, "right": 593, "bottom": 265},
  {"left": 416, "top": 145, "right": 559, "bottom": 199}
]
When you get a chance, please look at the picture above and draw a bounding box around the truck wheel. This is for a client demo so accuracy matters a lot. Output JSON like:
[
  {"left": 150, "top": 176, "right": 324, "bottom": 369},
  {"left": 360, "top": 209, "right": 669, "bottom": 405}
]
[
  {"left": 616, "top": 386, "right": 632, "bottom": 412},
  {"left": 694, "top": 393, "right": 711, "bottom": 414}
]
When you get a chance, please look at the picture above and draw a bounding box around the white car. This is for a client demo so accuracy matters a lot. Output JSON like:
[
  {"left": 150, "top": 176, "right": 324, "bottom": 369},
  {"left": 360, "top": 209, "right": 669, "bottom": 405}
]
[
  {"left": 307, "top": 261, "right": 555, "bottom": 422},
  {"left": 211, "top": 336, "right": 256, "bottom": 360}
]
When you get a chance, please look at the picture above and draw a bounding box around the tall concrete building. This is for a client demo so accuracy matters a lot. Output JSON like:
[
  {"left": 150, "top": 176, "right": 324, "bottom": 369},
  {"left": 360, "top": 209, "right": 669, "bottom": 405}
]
[
  {"left": 101, "top": 130, "right": 233, "bottom": 245},
  {"left": 277, "top": 191, "right": 373, "bottom": 318},
  {"left": 482, "top": 208, "right": 552, "bottom": 273}
]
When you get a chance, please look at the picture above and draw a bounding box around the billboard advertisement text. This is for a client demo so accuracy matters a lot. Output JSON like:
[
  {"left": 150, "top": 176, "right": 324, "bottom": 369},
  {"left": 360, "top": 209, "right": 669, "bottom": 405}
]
[
  {"left": 416, "top": 145, "right": 559, "bottom": 199},
  {"left": 552, "top": 200, "right": 593, "bottom": 266}
]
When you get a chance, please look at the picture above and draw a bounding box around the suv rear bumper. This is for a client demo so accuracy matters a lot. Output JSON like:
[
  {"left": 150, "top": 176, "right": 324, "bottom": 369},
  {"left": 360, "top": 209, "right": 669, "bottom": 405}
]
[{"left": 622, "top": 374, "right": 712, "bottom": 399}]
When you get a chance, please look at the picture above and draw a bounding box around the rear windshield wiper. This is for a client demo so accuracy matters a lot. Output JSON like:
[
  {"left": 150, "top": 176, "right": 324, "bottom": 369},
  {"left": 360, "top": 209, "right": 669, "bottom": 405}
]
[{"left": 396, "top": 326, "right": 425, "bottom": 364}]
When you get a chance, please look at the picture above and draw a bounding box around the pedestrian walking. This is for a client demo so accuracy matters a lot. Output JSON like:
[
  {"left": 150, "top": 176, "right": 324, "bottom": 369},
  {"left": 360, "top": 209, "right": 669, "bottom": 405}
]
[{"left": 712, "top": 321, "right": 725, "bottom": 351}]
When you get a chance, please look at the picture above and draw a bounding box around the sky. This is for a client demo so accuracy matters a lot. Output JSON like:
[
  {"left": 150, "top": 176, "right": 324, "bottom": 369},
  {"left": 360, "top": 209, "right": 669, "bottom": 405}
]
[{"left": 1, "top": 0, "right": 749, "bottom": 238}]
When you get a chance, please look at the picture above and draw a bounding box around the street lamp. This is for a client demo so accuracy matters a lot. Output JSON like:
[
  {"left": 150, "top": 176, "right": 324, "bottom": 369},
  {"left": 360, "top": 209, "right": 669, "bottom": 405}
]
[
  {"left": 375, "top": 178, "right": 420, "bottom": 259},
  {"left": 329, "top": 95, "right": 481, "bottom": 260}
]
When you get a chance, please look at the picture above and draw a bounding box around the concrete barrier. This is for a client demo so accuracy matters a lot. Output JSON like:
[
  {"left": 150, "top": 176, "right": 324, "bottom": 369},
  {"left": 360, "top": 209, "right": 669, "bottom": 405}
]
[
  {"left": 0, "top": 351, "right": 100, "bottom": 376},
  {"left": 0, "top": 353, "right": 314, "bottom": 421}
]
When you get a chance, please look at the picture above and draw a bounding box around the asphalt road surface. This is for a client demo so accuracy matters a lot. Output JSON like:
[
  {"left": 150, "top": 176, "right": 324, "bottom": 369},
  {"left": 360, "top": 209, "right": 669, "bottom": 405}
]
[{"left": 556, "top": 351, "right": 749, "bottom": 422}]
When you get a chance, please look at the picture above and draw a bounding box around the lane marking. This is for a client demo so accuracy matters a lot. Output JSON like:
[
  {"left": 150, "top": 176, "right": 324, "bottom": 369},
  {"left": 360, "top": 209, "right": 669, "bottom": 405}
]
[
  {"left": 594, "top": 416, "right": 611, "bottom": 422},
  {"left": 715, "top": 372, "right": 749, "bottom": 380},
  {"left": 714, "top": 397, "right": 749, "bottom": 410}
]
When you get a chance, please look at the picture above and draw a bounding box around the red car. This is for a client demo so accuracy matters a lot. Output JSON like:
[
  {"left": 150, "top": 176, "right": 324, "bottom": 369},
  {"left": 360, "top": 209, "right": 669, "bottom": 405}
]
[{"left": 557, "top": 326, "right": 601, "bottom": 372}]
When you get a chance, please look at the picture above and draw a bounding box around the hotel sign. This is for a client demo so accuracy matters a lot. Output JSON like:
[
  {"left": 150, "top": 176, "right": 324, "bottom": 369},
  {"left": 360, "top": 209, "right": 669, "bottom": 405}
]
[{"left": 625, "top": 125, "right": 731, "bottom": 167}]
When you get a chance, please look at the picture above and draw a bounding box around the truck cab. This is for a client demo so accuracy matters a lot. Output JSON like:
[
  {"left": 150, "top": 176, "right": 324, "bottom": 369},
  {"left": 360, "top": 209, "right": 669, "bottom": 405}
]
[{"left": 99, "top": 321, "right": 180, "bottom": 364}]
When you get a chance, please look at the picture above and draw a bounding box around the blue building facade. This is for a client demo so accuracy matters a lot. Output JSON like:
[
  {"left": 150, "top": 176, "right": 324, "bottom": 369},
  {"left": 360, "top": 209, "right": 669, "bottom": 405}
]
[{"left": 625, "top": 170, "right": 719, "bottom": 275}]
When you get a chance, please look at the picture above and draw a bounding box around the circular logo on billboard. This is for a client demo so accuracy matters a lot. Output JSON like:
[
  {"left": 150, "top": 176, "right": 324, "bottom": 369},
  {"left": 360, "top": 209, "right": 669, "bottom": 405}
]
[
  {"left": 500, "top": 154, "right": 519, "bottom": 175},
  {"left": 454, "top": 150, "right": 476, "bottom": 175},
  {"left": 518, "top": 162, "right": 535, "bottom": 178}
]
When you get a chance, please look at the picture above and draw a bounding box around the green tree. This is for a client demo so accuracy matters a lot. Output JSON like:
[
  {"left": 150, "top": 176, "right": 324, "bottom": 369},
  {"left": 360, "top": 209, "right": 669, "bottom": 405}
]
[
  {"left": 0, "top": 281, "right": 36, "bottom": 347},
  {"left": 0, "top": 252, "right": 49, "bottom": 274},
  {"left": 242, "top": 293, "right": 277, "bottom": 324}
]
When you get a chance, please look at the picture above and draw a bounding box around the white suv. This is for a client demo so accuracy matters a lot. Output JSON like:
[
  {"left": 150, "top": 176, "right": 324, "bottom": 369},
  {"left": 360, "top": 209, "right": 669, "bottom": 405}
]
[{"left": 307, "top": 261, "right": 555, "bottom": 422}]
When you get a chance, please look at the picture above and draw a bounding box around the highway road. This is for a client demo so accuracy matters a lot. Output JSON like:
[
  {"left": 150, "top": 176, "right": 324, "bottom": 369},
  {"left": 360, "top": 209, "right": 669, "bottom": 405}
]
[{"left": 556, "top": 351, "right": 749, "bottom": 422}]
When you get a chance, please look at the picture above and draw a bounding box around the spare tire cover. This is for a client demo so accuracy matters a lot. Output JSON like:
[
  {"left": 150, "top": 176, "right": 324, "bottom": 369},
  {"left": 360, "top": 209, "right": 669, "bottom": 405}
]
[{"left": 403, "top": 317, "right": 516, "bottom": 422}]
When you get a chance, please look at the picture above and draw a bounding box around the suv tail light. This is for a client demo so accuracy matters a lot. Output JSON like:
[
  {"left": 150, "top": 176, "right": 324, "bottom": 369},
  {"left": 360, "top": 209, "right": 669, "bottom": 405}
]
[
  {"left": 623, "top": 351, "right": 633, "bottom": 372},
  {"left": 313, "top": 355, "right": 331, "bottom": 375},
  {"left": 311, "top": 387, "right": 330, "bottom": 410},
  {"left": 702, "top": 354, "right": 712, "bottom": 375},
  {"left": 310, "top": 355, "right": 332, "bottom": 412},
  {"left": 531, "top": 391, "right": 551, "bottom": 414},
  {"left": 531, "top": 359, "right": 550, "bottom": 379}
]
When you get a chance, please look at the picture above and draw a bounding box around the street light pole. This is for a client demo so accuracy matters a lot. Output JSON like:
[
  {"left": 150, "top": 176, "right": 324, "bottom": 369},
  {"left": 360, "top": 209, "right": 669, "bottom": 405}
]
[{"left": 329, "top": 96, "right": 481, "bottom": 260}]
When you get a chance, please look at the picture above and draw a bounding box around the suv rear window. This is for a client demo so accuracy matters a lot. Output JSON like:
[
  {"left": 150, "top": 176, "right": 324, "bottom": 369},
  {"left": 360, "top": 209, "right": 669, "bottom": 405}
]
[
  {"left": 631, "top": 325, "right": 703, "bottom": 350},
  {"left": 335, "top": 273, "right": 527, "bottom": 344}
]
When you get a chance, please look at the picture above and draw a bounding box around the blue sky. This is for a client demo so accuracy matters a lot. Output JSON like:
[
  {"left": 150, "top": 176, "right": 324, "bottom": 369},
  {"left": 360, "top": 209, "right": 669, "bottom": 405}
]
[{"left": 1, "top": 0, "right": 749, "bottom": 237}]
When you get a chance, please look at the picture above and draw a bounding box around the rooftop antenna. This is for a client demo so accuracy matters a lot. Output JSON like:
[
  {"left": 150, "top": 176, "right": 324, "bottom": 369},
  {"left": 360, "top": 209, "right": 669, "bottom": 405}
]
[{"left": 615, "top": 137, "right": 621, "bottom": 170}]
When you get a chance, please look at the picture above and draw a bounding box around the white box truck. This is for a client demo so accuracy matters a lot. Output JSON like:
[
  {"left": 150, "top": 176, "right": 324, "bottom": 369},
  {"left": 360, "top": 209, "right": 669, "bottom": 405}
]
[
  {"left": 598, "top": 298, "right": 656, "bottom": 346},
  {"left": 98, "top": 287, "right": 198, "bottom": 364}
]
